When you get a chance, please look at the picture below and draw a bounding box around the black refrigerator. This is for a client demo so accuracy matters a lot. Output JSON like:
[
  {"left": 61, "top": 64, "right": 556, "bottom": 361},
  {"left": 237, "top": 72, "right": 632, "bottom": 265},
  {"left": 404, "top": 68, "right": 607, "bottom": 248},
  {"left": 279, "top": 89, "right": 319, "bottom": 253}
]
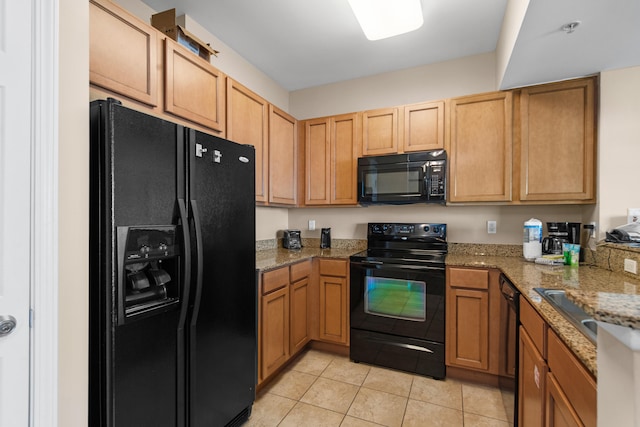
[{"left": 89, "top": 98, "right": 257, "bottom": 427}]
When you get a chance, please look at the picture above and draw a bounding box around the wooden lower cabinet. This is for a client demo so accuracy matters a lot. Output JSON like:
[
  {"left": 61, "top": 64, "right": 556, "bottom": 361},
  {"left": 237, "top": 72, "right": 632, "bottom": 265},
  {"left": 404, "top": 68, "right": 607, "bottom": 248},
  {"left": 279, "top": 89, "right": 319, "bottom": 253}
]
[
  {"left": 546, "top": 373, "right": 582, "bottom": 427},
  {"left": 546, "top": 330, "right": 596, "bottom": 427},
  {"left": 318, "top": 259, "right": 349, "bottom": 344},
  {"left": 259, "top": 260, "right": 311, "bottom": 384},
  {"left": 519, "top": 325, "right": 547, "bottom": 427},
  {"left": 290, "top": 261, "right": 311, "bottom": 354},
  {"left": 445, "top": 267, "right": 502, "bottom": 375},
  {"left": 518, "top": 296, "right": 596, "bottom": 427},
  {"left": 260, "top": 285, "right": 289, "bottom": 381}
]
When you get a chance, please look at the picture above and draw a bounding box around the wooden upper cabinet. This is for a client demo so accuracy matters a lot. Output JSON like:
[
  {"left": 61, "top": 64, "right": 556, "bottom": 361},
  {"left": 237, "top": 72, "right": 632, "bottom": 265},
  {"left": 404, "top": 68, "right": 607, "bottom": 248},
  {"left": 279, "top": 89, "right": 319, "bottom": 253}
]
[
  {"left": 448, "top": 91, "right": 513, "bottom": 203},
  {"left": 269, "top": 105, "right": 298, "bottom": 205},
  {"left": 519, "top": 77, "right": 596, "bottom": 203},
  {"left": 304, "top": 113, "right": 359, "bottom": 206},
  {"left": 164, "top": 38, "right": 225, "bottom": 133},
  {"left": 362, "top": 108, "right": 398, "bottom": 155},
  {"left": 305, "top": 118, "right": 331, "bottom": 205},
  {"left": 402, "top": 101, "right": 445, "bottom": 152},
  {"left": 226, "top": 79, "right": 269, "bottom": 203},
  {"left": 89, "top": 0, "right": 158, "bottom": 106},
  {"left": 331, "top": 113, "right": 359, "bottom": 204}
]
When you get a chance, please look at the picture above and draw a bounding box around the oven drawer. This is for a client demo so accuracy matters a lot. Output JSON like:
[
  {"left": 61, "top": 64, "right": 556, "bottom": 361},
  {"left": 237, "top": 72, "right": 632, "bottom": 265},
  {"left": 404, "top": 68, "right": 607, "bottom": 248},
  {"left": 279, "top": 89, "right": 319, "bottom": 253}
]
[{"left": 350, "top": 329, "right": 445, "bottom": 379}]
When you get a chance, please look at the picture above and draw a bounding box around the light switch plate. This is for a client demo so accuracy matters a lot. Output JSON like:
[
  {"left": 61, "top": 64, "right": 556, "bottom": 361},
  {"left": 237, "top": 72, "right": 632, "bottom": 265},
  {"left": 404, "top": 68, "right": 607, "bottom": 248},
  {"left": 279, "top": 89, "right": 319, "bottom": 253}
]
[{"left": 308, "top": 220, "right": 316, "bottom": 231}]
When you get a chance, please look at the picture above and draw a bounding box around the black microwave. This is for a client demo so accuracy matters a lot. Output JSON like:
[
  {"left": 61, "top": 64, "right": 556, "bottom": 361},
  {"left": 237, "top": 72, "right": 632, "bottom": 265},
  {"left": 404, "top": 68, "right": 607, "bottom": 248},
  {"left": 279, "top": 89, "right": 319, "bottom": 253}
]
[{"left": 357, "top": 150, "right": 447, "bottom": 205}]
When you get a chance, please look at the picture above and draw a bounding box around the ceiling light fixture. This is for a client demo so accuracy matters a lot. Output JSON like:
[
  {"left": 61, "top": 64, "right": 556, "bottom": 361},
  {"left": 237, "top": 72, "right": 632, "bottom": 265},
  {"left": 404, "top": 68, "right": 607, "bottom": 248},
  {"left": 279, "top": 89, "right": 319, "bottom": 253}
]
[
  {"left": 561, "top": 21, "right": 581, "bottom": 34},
  {"left": 348, "top": 0, "right": 424, "bottom": 41}
]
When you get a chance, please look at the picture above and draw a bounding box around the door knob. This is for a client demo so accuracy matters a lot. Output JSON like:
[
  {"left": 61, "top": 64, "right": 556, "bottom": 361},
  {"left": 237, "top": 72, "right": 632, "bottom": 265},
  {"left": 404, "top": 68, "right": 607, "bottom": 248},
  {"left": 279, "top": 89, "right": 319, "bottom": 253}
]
[{"left": 0, "top": 315, "right": 17, "bottom": 337}]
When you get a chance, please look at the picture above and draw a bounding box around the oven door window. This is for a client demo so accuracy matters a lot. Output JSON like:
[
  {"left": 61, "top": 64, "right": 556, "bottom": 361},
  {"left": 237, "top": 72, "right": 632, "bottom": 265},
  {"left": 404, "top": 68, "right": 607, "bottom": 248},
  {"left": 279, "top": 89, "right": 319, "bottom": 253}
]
[{"left": 364, "top": 276, "right": 426, "bottom": 321}]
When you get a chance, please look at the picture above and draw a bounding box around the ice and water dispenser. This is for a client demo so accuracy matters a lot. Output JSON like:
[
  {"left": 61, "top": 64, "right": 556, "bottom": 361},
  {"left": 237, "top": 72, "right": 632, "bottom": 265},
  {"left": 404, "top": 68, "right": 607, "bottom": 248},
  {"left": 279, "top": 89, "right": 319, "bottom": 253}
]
[{"left": 117, "top": 226, "right": 181, "bottom": 323}]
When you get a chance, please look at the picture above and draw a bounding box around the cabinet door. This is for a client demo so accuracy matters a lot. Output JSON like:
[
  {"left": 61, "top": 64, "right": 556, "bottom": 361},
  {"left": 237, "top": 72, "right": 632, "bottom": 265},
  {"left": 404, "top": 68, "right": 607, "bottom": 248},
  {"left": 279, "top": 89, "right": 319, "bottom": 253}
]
[
  {"left": 546, "top": 373, "right": 582, "bottom": 427},
  {"left": 519, "top": 77, "right": 595, "bottom": 202},
  {"left": 261, "top": 286, "right": 289, "bottom": 380},
  {"left": 331, "top": 113, "right": 359, "bottom": 204},
  {"left": 319, "top": 274, "right": 348, "bottom": 344},
  {"left": 269, "top": 105, "right": 298, "bottom": 205},
  {"left": 362, "top": 108, "right": 398, "bottom": 155},
  {"left": 290, "top": 277, "right": 310, "bottom": 354},
  {"left": 89, "top": 0, "right": 158, "bottom": 106},
  {"left": 446, "top": 287, "right": 489, "bottom": 370},
  {"left": 305, "top": 118, "right": 331, "bottom": 205},
  {"left": 227, "top": 79, "right": 269, "bottom": 203},
  {"left": 547, "top": 330, "right": 596, "bottom": 427},
  {"left": 448, "top": 92, "right": 512, "bottom": 202},
  {"left": 402, "top": 101, "right": 445, "bottom": 152},
  {"left": 518, "top": 326, "right": 547, "bottom": 427},
  {"left": 164, "top": 39, "right": 225, "bottom": 133}
]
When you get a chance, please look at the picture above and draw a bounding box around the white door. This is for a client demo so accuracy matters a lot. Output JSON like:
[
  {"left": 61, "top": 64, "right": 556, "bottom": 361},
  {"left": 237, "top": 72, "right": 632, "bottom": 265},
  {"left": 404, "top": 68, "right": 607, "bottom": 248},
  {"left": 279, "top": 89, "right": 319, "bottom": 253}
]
[{"left": 0, "top": 0, "right": 33, "bottom": 425}]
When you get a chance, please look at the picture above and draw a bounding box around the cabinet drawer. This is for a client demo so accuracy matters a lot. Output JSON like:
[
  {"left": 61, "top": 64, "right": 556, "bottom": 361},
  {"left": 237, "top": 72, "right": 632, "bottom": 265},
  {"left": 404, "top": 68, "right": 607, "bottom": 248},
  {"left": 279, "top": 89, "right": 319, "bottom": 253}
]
[
  {"left": 520, "top": 297, "right": 546, "bottom": 357},
  {"left": 547, "top": 330, "right": 597, "bottom": 427},
  {"left": 262, "top": 266, "right": 289, "bottom": 295},
  {"left": 448, "top": 267, "right": 489, "bottom": 290},
  {"left": 318, "top": 259, "right": 347, "bottom": 277},
  {"left": 290, "top": 260, "right": 311, "bottom": 282}
]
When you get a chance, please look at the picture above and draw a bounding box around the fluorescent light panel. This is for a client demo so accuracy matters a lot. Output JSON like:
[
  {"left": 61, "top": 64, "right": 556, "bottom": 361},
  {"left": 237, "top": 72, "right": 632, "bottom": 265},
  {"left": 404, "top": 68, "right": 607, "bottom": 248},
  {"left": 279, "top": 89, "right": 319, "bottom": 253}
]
[{"left": 348, "top": 0, "right": 424, "bottom": 41}]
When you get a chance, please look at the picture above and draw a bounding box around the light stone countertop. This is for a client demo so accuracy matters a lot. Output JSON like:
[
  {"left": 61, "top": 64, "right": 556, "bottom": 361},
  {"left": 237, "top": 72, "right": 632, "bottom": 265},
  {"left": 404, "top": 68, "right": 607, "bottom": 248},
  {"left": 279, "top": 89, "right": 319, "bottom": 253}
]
[
  {"left": 256, "top": 246, "right": 362, "bottom": 272},
  {"left": 446, "top": 253, "right": 640, "bottom": 378},
  {"left": 255, "top": 241, "right": 640, "bottom": 378}
]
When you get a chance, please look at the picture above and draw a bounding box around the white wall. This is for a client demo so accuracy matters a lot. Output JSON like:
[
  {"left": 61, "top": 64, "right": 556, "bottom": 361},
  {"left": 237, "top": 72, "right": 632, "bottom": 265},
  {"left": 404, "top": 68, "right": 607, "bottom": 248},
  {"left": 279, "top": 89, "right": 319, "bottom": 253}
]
[
  {"left": 59, "top": 0, "right": 89, "bottom": 425},
  {"left": 597, "top": 66, "right": 640, "bottom": 237},
  {"left": 290, "top": 52, "right": 498, "bottom": 119},
  {"left": 289, "top": 204, "right": 582, "bottom": 244}
]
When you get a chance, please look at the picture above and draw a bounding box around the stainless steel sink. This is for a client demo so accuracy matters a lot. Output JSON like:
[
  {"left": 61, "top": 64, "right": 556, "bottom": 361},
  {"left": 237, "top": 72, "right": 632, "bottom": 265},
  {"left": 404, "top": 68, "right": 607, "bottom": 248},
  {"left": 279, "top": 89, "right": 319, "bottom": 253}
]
[{"left": 533, "top": 288, "right": 597, "bottom": 344}]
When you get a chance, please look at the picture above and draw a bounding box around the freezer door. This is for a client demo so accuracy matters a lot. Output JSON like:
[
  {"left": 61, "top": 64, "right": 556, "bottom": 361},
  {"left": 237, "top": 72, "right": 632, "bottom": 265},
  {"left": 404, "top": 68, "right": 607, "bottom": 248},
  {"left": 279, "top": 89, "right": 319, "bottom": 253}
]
[
  {"left": 186, "top": 129, "right": 257, "bottom": 426},
  {"left": 90, "top": 100, "right": 190, "bottom": 427}
]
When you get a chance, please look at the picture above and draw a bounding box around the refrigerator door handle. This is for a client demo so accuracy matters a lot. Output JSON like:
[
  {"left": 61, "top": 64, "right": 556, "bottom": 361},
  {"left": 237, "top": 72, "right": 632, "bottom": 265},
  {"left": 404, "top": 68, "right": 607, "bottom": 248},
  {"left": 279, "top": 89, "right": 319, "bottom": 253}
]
[
  {"left": 189, "top": 199, "right": 204, "bottom": 327},
  {"left": 177, "top": 198, "right": 192, "bottom": 327},
  {"left": 176, "top": 198, "right": 191, "bottom": 427}
]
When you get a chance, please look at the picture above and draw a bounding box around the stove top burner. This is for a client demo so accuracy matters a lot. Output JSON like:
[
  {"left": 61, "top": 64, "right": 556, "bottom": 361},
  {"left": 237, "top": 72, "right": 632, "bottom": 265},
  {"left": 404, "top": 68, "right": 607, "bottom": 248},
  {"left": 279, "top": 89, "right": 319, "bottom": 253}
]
[{"left": 351, "top": 222, "right": 448, "bottom": 266}]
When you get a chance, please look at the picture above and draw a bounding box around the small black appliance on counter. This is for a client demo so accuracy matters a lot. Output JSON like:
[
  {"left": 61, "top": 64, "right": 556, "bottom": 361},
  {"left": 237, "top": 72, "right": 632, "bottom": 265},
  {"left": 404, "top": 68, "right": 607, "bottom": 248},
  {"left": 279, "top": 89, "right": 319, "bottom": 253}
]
[
  {"left": 320, "top": 228, "right": 331, "bottom": 249},
  {"left": 542, "top": 222, "right": 581, "bottom": 255},
  {"left": 283, "top": 229, "right": 302, "bottom": 249}
]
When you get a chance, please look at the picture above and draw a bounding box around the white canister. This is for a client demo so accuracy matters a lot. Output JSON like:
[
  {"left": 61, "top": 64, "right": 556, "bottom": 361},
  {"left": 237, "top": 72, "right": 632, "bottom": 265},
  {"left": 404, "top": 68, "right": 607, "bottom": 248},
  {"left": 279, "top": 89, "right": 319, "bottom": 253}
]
[{"left": 523, "top": 218, "right": 542, "bottom": 260}]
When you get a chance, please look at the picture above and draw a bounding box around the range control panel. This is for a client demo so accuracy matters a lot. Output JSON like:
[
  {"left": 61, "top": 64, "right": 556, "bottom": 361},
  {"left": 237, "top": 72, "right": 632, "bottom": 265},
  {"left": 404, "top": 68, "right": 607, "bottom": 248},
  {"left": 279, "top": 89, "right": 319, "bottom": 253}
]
[{"left": 368, "top": 223, "right": 446, "bottom": 240}]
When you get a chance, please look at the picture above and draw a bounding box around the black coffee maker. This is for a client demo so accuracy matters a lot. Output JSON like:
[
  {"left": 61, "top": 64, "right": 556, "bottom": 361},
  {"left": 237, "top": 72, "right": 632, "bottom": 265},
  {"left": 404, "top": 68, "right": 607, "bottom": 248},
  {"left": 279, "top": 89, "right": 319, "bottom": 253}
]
[{"left": 542, "top": 222, "right": 581, "bottom": 254}]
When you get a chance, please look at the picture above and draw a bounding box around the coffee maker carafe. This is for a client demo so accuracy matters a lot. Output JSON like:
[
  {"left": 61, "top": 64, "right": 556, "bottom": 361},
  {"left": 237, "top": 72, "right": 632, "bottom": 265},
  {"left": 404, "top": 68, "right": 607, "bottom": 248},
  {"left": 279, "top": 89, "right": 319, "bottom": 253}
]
[{"left": 542, "top": 222, "right": 581, "bottom": 255}]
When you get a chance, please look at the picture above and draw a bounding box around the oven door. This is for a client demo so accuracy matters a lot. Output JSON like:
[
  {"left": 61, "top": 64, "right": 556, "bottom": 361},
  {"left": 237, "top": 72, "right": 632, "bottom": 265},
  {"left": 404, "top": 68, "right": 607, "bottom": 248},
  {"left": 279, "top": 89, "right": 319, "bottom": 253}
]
[
  {"left": 349, "top": 258, "right": 446, "bottom": 378},
  {"left": 350, "top": 259, "right": 445, "bottom": 341}
]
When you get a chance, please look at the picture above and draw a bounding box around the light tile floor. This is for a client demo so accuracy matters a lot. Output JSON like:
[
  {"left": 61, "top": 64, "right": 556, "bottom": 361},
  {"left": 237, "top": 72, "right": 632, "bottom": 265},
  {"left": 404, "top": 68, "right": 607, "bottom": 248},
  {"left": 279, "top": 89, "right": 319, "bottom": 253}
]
[{"left": 245, "top": 349, "right": 515, "bottom": 427}]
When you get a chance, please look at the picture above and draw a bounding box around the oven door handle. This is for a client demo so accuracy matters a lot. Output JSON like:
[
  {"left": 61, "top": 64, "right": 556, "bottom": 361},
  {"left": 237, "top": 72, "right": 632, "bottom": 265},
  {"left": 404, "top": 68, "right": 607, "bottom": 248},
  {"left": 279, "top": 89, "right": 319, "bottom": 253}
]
[
  {"left": 367, "top": 335, "right": 434, "bottom": 353},
  {"left": 352, "top": 260, "right": 444, "bottom": 272}
]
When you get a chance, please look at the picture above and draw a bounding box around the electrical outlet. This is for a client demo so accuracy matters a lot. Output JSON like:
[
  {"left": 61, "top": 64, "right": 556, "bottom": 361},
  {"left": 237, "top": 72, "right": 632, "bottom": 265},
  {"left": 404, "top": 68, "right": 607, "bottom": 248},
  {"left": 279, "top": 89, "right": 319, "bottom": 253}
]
[
  {"left": 308, "top": 220, "right": 316, "bottom": 231},
  {"left": 487, "top": 220, "right": 497, "bottom": 234},
  {"left": 624, "top": 259, "right": 637, "bottom": 274},
  {"left": 589, "top": 222, "right": 597, "bottom": 238}
]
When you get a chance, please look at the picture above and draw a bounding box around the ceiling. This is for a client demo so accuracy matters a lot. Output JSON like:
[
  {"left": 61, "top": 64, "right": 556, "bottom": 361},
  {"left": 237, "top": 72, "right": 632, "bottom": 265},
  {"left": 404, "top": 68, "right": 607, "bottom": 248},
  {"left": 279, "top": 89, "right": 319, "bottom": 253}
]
[{"left": 141, "top": 0, "right": 640, "bottom": 92}]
